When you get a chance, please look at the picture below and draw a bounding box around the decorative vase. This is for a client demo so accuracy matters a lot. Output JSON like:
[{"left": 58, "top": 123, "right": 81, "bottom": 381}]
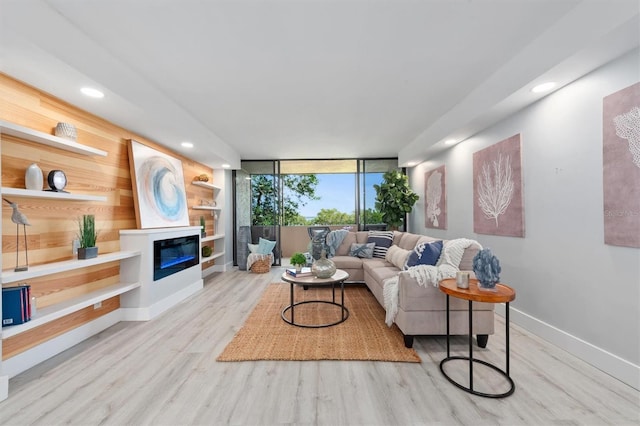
[
  {"left": 312, "top": 250, "right": 336, "bottom": 279},
  {"left": 78, "top": 246, "right": 98, "bottom": 260},
  {"left": 295, "top": 265, "right": 302, "bottom": 273},
  {"left": 25, "top": 163, "right": 43, "bottom": 190},
  {"left": 54, "top": 122, "right": 77, "bottom": 140}
]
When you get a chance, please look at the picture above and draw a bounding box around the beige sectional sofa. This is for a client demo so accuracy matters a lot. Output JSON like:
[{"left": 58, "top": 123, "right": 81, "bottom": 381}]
[{"left": 330, "top": 231, "right": 495, "bottom": 348}]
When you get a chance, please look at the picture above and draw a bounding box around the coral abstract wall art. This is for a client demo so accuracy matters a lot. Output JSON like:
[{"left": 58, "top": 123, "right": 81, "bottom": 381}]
[
  {"left": 473, "top": 134, "right": 524, "bottom": 237},
  {"left": 128, "top": 140, "right": 190, "bottom": 229},
  {"left": 424, "top": 165, "right": 446, "bottom": 229},
  {"left": 603, "top": 82, "right": 640, "bottom": 248}
]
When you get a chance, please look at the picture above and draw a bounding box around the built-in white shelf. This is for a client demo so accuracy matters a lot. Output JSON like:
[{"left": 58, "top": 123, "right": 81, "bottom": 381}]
[
  {"left": 1, "top": 187, "right": 107, "bottom": 202},
  {"left": 201, "top": 234, "right": 225, "bottom": 242},
  {"left": 191, "top": 206, "right": 221, "bottom": 211},
  {"left": 191, "top": 181, "right": 221, "bottom": 191},
  {"left": 202, "top": 251, "right": 225, "bottom": 262},
  {"left": 1, "top": 281, "right": 141, "bottom": 339},
  {"left": 0, "top": 120, "right": 107, "bottom": 157},
  {"left": 1, "top": 251, "right": 141, "bottom": 284}
]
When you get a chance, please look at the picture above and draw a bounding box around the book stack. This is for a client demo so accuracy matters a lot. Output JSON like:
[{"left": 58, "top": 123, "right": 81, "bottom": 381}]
[
  {"left": 2, "top": 284, "right": 32, "bottom": 327},
  {"left": 286, "top": 267, "right": 313, "bottom": 277}
]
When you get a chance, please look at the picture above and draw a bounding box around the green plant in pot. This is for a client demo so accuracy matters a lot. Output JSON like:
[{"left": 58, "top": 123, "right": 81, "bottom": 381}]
[
  {"left": 77, "top": 214, "right": 98, "bottom": 259},
  {"left": 373, "top": 170, "right": 419, "bottom": 231},
  {"left": 290, "top": 252, "right": 307, "bottom": 272}
]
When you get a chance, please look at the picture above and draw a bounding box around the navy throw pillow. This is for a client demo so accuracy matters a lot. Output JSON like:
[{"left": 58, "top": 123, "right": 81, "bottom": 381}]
[
  {"left": 404, "top": 240, "right": 443, "bottom": 269},
  {"left": 367, "top": 231, "right": 394, "bottom": 259}
]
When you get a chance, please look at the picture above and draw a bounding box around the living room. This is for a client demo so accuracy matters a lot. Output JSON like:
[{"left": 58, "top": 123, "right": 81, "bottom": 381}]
[{"left": 1, "top": 1, "right": 639, "bottom": 424}]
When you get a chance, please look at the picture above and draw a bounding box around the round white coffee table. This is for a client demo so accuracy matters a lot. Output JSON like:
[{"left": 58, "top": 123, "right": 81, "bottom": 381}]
[{"left": 280, "top": 269, "right": 350, "bottom": 328}]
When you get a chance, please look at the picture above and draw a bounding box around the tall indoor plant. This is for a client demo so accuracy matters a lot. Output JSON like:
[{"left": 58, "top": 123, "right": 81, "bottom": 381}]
[
  {"left": 374, "top": 170, "right": 419, "bottom": 231},
  {"left": 77, "top": 214, "right": 98, "bottom": 259}
]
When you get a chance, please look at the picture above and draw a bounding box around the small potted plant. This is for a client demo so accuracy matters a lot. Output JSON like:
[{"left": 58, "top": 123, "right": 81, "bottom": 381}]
[
  {"left": 290, "top": 252, "right": 307, "bottom": 272},
  {"left": 77, "top": 214, "right": 98, "bottom": 259},
  {"left": 200, "top": 216, "right": 206, "bottom": 238}
]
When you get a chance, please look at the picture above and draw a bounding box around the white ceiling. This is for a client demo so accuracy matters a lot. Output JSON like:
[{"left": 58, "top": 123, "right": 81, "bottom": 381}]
[{"left": 1, "top": 0, "right": 638, "bottom": 169}]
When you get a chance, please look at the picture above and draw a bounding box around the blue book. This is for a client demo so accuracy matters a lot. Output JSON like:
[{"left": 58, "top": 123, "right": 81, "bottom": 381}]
[{"left": 2, "top": 286, "right": 27, "bottom": 326}]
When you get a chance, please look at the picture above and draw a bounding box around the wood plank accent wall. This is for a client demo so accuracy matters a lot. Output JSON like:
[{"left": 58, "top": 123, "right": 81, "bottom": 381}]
[{"left": 0, "top": 73, "right": 215, "bottom": 359}]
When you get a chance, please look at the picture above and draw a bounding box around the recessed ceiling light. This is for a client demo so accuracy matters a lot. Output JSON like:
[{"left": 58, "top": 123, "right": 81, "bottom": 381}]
[
  {"left": 222, "top": 164, "right": 231, "bottom": 169},
  {"left": 80, "top": 87, "right": 104, "bottom": 98},
  {"left": 181, "top": 141, "right": 194, "bottom": 148},
  {"left": 444, "top": 139, "right": 457, "bottom": 146},
  {"left": 531, "top": 82, "right": 556, "bottom": 93}
]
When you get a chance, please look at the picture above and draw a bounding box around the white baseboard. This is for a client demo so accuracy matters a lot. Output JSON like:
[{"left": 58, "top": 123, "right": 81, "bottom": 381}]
[
  {"left": 495, "top": 304, "right": 639, "bottom": 390},
  {"left": 0, "top": 375, "right": 8, "bottom": 401},
  {"left": 2, "top": 310, "right": 122, "bottom": 379},
  {"left": 121, "top": 280, "right": 203, "bottom": 321}
]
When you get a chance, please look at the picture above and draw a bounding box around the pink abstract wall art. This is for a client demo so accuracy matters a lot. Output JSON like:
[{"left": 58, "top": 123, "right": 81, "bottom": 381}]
[
  {"left": 424, "top": 165, "right": 447, "bottom": 229},
  {"left": 603, "top": 81, "right": 640, "bottom": 248},
  {"left": 473, "top": 134, "right": 525, "bottom": 237}
]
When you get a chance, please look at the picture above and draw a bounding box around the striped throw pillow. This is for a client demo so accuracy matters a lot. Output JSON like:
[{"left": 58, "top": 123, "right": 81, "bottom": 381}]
[{"left": 367, "top": 231, "right": 394, "bottom": 259}]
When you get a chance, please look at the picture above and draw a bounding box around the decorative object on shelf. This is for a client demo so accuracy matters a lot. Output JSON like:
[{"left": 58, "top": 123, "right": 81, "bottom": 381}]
[
  {"left": 25, "top": 163, "right": 44, "bottom": 191},
  {"left": 290, "top": 252, "right": 307, "bottom": 272},
  {"left": 3, "top": 198, "right": 30, "bottom": 271},
  {"left": 200, "top": 216, "right": 206, "bottom": 237},
  {"left": 193, "top": 174, "right": 209, "bottom": 182},
  {"left": 213, "top": 210, "right": 219, "bottom": 235},
  {"left": 472, "top": 248, "right": 501, "bottom": 290},
  {"left": 199, "top": 199, "right": 216, "bottom": 207},
  {"left": 128, "top": 139, "right": 190, "bottom": 229},
  {"left": 374, "top": 170, "right": 419, "bottom": 231},
  {"left": 77, "top": 214, "right": 98, "bottom": 259},
  {"left": 46, "top": 169, "right": 68, "bottom": 192},
  {"left": 201, "top": 245, "right": 212, "bottom": 258},
  {"left": 312, "top": 250, "right": 336, "bottom": 279},
  {"left": 54, "top": 122, "right": 78, "bottom": 141}
]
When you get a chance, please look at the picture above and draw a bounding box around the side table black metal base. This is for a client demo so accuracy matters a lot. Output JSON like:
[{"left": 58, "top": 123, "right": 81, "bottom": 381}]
[{"left": 441, "top": 296, "right": 515, "bottom": 398}]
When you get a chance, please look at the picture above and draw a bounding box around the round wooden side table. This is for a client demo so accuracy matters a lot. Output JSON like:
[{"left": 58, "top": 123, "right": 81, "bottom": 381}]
[{"left": 439, "top": 278, "right": 516, "bottom": 398}]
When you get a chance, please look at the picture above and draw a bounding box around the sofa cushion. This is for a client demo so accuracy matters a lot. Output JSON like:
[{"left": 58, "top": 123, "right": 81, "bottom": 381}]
[
  {"left": 397, "top": 233, "right": 422, "bottom": 250},
  {"left": 405, "top": 240, "right": 443, "bottom": 268},
  {"left": 349, "top": 242, "right": 375, "bottom": 258},
  {"left": 335, "top": 232, "right": 357, "bottom": 256},
  {"left": 385, "top": 245, "right": 411, "bottom": 270},
  {"left": 331, "top": 255, "right": 364, "bottom": 270},
  {"left": 367, "top": 231, "right": 394, "bottom": 259}
]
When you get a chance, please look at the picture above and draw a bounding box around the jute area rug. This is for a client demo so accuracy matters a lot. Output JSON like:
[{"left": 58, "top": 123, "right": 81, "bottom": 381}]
[{"left": 217, "top": 283, "right": 420, "bottom": 363}]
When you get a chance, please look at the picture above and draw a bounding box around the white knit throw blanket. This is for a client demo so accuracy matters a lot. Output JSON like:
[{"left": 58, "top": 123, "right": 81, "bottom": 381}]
[{"left": 383, "top": 238, "right": 480, "bottom": 326}]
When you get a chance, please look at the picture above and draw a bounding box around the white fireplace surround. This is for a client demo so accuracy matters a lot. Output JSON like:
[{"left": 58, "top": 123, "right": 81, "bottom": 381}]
[{"left": 120, "top": 226, "right": 203, "bottom": 320}]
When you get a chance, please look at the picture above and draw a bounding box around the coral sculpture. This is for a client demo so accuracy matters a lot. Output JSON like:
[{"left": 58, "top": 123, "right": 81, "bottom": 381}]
[{"left": 472, "top": 248, "right": 501, "bottom": 289}]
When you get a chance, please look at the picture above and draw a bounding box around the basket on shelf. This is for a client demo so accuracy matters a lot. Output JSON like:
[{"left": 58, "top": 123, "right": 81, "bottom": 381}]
[{"left": 247, "top": 253, "right": 273, "bottom": 274}]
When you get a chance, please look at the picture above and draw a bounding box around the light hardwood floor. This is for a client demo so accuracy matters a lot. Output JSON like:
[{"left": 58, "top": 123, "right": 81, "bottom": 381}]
[{"left": 1, "top": 268, "right": 638, "bottom": 425}]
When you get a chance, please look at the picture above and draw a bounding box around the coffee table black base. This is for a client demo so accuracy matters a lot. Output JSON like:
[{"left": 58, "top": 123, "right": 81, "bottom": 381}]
[
  {"left": 440, "top": 356, "right": 515, "bottom": 398},
  {"left": 281, "top": 301, "right": 349, "bottom": 328}
]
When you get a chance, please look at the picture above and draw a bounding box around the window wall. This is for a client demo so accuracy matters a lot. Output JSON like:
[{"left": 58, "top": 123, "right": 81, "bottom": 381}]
[{"left": 234, "top": 158, "right": 400, "bottom": 264}]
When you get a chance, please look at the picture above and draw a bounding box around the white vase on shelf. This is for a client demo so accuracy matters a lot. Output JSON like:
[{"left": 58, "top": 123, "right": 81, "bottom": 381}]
[{"left": 25, "top": 163, "right": 43, "bottom": 190}]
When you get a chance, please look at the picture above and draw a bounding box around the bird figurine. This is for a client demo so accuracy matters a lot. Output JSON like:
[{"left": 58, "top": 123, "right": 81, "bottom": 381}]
[{"left": 3, "top": 198, "right": 31, "bottom": 271}]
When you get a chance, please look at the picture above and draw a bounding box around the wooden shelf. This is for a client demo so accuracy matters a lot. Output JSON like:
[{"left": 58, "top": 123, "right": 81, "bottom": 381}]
[
  {"left": 1, "top": 281, "right": 141, "bottom": 339},
  {"left": 201, "top": 234, "right": 224, "bottom": 242},
  {"left": 191, "top": 181, "right": 221, "bottom": 191},
  {"left": 1, "top": 251, "right": 141, "bottom": 284},
  {"left": 191, "top": 206, "right": 221, "bottom": 211},
  {"left": 0, "top": 120, "right": 107, "bottom": 156},
  {"left": 1, "top": 187, "right": 107, "bottom": 202}
]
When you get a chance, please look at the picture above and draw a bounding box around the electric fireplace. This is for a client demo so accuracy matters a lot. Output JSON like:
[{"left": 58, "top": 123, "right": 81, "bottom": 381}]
[{"left": 153, "top": 234, "right": 199, "bottom": 281}]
